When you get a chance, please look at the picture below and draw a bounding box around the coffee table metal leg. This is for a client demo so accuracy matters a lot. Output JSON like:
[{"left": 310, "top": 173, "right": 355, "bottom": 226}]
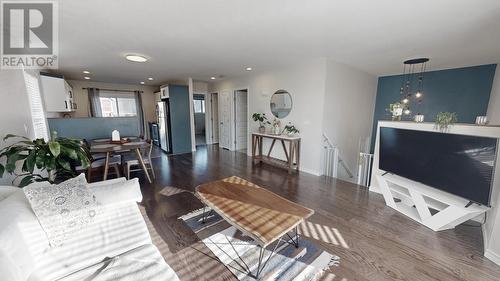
[
  {"left": 254, "top": 238, "right": 284, "bottom": 279},
  {"left": 285, "top": 226, "right": 300, "bottom": 248}
]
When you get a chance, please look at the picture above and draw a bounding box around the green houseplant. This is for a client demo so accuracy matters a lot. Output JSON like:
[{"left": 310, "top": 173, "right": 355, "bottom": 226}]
[
  {"left": 0, "top": 132, "right": 91, "bottom": 187},
  {"left": 252, "top": 113, "right": 270, "bottom": 133},
  {"left": 282, "top": 123, "right": 300, "bottom": 136},
  {"left": 435, "top": 112, "right": 458, "bottom": 131}
]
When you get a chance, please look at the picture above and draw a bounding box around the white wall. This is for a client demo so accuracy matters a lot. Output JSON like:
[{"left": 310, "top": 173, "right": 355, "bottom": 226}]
[
  {"left": 487, "top": 64, "right": 500, "bottom": 125},
  {"left": 485, "top": 64, "right": 500, "bottom": 265},
  {"left": 0, "top": 70, "right": 37, "bottom": 185},
  {"left": 210, "top": 59, "right": 327, "bottom": 175},
  {"left": 322, "top": 61, "right": 378, "bottom": 182}
]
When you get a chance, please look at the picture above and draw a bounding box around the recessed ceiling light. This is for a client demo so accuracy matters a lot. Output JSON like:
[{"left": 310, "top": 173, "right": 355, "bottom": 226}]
[
  {"left": 140, "top": 81, "right": 145, "bottom": 85},
  {"left": 210, "top": 76, "right": 216, "bottom": 80},
  {"left": 147, "top": 77, "right": 154, "bottom": 81},
  {"left": 84, "top": 76, "right": 90, "bottom": 80},
  {"left": 125, "top": 55, "right": 148, "bottom": 63},
  {"left": 83, "top": 70, "right": 90, "bottom": 74},
  {"left": 245, "top": 67, "right": 252, "bottom": 71}
]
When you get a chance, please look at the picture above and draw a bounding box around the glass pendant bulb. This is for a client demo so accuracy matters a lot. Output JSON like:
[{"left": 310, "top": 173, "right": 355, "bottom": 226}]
[{"left": 415, "top": 91, "right": 422, "bottom": 98}]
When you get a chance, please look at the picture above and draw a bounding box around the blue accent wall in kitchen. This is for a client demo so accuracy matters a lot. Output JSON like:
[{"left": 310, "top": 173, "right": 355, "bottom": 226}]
[
  {"left": 370, "top": 64, "right": 497, "bottom": 152},
  {"left": 48, "top": 117, "right": 141, "bottom": 140},
  {"left": 169, "top": 85, "right": 192, "bottom": 154}
]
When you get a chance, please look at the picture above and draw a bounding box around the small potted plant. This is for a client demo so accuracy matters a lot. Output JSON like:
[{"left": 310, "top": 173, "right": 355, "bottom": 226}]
[
  {"left": 388, "top": 102, "right": 404, "bottom": 121},
  {"left": 282, "top": 123, "right": 300, "bottom": 136},
  {"left": 0, "top": 131, "right": 91, "bottom": 187},
  {"left": 252, "top": 113, "right": 270, "bottom": 133},
  {"left": 435, "top": 112, "right": 458, "bottom": 131}
]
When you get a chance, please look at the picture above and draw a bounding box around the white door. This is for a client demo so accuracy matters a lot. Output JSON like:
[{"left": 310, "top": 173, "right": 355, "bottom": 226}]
[
  {"left": 219, "top": 90, "right": 231, "bottom": 149},
  {"left": 211, "top": 93, "right": 219, "bottom": 143},
  {"left": 234, "top": 90, "right": 248, "bottom": 151}
]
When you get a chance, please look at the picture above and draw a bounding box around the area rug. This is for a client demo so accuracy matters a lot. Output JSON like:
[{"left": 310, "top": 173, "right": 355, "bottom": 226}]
[
  {"left": 159, "top": 186, "right": 191, "bottom": 197},
  {"left": 180, "top": 208, "right": 339, "bottom": 281}
]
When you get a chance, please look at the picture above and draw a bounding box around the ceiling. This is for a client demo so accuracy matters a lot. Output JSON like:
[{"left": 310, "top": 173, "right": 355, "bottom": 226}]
[{"left": 58, "top": 0, "right": 500, "bottom": 85}]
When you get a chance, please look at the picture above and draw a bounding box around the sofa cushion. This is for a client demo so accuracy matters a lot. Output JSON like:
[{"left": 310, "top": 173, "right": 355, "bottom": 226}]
[
  {"left": 0, "top": 186, "right": 18, "bottom": 201},
  {"left": 0, "top": 190, "right": 49, "bottom": 281},
  {"left": 23, "top": 174, "right": 98, "bottom": 247},
  {"left": 28, "top": 201, "right": 152, "bottom": 281},
  {"left": 89, "top": 177, "right": 142, "bottom": 205},
  {"left": 57, "top": 244, "right": 180, "bottom": 281}
]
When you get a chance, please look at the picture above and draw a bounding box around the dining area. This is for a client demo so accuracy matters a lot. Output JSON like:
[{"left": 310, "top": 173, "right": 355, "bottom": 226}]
[{"left": 79, "top": 136, "right": 156, "bottom": 183}]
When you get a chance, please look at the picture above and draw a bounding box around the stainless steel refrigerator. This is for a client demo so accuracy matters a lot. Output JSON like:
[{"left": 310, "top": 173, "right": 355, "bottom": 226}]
[{"left": 156, "top": 100, "right": 172, "bottom": 153}]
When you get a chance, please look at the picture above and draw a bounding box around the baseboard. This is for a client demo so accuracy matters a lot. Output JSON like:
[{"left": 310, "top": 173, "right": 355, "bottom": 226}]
[
  {"left": 485, "top": 249, "right": 500, "bottom": 266},
  {"left": 299, "top": 167, "right": 321, "bottom": 176}
]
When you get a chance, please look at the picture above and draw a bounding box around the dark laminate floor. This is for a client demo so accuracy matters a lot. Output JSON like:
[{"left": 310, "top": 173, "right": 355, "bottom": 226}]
[{"left": 130, "top": 145, "right": 500, "bottom": 281}]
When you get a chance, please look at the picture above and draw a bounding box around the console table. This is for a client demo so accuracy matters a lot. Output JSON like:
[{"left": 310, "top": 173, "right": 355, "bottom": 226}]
[{"left": 251, "top": 132, "right": 301, "bottom": 173}]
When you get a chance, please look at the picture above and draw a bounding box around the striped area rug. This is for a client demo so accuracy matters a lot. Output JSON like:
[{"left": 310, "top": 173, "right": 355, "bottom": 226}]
[{"left": 180, "top": 208, "right": 339, "bottom": 281}]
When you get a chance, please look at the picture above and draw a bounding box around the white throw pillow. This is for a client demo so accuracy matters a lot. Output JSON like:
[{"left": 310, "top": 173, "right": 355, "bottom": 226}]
[{"left": 23, "top": 174, "right": 98, "bottom": 247}]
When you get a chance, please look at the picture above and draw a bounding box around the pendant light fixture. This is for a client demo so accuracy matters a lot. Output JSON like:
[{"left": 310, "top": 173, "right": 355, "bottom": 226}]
[{"left": 399, "top": 58, "right": 429, "bottom": 117}]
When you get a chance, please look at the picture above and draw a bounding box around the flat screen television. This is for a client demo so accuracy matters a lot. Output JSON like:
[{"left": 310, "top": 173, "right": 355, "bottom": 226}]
[{"left": 379, "top": 127, "right": 498, "bottom": 206}]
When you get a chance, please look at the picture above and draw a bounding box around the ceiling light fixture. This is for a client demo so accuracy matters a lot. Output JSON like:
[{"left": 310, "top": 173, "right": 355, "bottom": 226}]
[
  {"left": 396, "top": 58, "right": 429, "bottom": 119},
  {"left": 210, "top": 76, "right": 216, "bottom": 80},
  {"left": 125, "top": 55, "right": 148, "bottom": 63},
  {"left": 147, "top": 77, "right": 154, "bottom": 81},
  {"left": 245, "top": 67, "right": 252, "bottom": 71},
  {"left": 140, "top": 81, "right": 145, "bottom": 85},
  {"left": 83, "top": 70, "right": 90, "bottom": 74},
  {"left": 84, "top": 76, "right": 90, "bottom": 80}
]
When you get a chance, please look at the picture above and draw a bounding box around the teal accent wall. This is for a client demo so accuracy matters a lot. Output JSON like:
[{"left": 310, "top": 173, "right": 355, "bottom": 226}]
[
  {"left": 371, "top": 64, "right": 497, "bottom": 152},
  {"left": 169, "top": 85, "right": 192, "bottom": 154},
  {"left": 48, "top": 117, "right": 140, "bottom": 140}
]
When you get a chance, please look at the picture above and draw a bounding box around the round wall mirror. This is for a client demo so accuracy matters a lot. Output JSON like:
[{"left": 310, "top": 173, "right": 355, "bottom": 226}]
[{"left": 270, "top": 90, "right": 292, "bottom": 118}]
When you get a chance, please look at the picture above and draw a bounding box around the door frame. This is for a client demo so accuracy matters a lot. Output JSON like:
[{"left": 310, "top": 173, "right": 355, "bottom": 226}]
[
  {"left": 233, "top": 88, "right": 249, "bottom": 152},
  {"left": 208, "top": 92, "right": 219, "bottom": 144}
]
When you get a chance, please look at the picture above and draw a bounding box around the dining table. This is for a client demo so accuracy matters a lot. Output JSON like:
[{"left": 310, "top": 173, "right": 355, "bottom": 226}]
[{"left": 90, "top": 140, "right": 152, "bottom": 183}]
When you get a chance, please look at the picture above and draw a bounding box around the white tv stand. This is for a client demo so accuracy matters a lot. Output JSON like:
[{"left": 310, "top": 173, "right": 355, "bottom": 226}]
[
  {"left": 376, "top": 173, "right": 489, "bottom": 231},
  {"left": 370, "top": 121, "right": 498, "bottom": 233}
]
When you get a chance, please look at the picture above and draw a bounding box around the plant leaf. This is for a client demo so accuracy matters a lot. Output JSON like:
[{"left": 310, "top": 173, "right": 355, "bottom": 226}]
[
  {"left": 19, "top": 175, "right": 35, "bottom": 187},
  {"left": 60, "top": 146, "right": 78, "bottom": 160},
  {"left": 25, "top": 149, "right": 36, "bottom": 173},
  {"left": 3, "top": 134, "right": 29, "bottom": 141},
  {"left": 48, "top": 141, "right": 60, "bottom": 157},
  {"left": 57, "top": 158, "right": 71, "bottom": 171}
]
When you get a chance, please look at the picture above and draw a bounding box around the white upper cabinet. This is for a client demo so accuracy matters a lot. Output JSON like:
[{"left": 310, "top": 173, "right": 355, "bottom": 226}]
[{"left": 40, "top": 74, "right": 75, "bottom": 112}]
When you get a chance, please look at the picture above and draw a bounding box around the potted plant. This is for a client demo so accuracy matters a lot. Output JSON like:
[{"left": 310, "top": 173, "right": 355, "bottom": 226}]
[
  {"left": 435, "top": 112, "right": 458, "bottom": 131},
  {"left": 0, "top": 132, "right": 91, "bottom": 187},
  {"left": 252, "top": 113, "right": 270, "bottom": 133},
  {"left": 388, "top": 102, "right": 404, "bottom": 121},
  {"left": 282, "top": 123, "right": 300, "bottom": 136}
]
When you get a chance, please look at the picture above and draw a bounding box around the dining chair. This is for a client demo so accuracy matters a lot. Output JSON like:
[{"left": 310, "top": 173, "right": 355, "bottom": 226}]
[
  {"left": 123, "top": 140, "right": 155, "bottom": 180},
  {"left": 89, "top": 155, "right": 122, "bottom": 182}
]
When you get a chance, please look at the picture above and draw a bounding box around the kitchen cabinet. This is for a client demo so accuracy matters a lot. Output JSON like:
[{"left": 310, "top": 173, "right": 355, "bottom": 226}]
[{"left": 40, "top": 74, "right": 75, "bottom": 112}]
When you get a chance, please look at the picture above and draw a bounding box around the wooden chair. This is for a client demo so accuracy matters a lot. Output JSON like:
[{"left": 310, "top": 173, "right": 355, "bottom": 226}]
[{"left": 123, "top": 140, "right": 155, "bottom": 180}]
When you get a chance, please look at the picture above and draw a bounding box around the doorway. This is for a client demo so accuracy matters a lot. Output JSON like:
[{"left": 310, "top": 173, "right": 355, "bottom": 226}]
[
  {"left": 234, "top": 89, "right": 248, "bottom": 152},
  {"left": 210, "top": 93, "right": 219, "bottom": 144},
  {"left": 193, "top": 94, "right": 206, "bottom": 146},
  {"left": 219, "top": 90, "right": 232, "bottom": 149}
]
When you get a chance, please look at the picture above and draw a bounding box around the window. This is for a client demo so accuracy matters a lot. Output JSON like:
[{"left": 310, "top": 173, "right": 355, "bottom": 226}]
[
  {"left": 193, "top": 99, "right": 205, "bottom": 113},
  {"left": 24, "top": 71, "right": 49, "bottom": 140},
  {"left": 98, "top": 92, "right": 137, "bottom": 117}
]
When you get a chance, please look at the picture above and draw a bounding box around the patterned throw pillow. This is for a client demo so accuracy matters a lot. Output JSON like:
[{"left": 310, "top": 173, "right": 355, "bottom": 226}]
[{"left": 23, "top": 174, "right": 98, "bottom": 247}]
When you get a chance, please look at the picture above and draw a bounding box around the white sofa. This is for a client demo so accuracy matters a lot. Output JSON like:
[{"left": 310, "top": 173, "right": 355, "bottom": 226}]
[{"left": 0, "top": 178, "right": 180, "bottom": 281}]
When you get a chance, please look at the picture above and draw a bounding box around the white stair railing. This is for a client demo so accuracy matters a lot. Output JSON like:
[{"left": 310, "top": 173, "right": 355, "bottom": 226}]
[{"left": 323, "top": 134, "right": 354, "bottom": 179}]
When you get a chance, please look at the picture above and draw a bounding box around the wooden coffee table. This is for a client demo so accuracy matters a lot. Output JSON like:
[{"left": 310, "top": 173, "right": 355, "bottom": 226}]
[{"left": 195, "top": 176, "right": 314, "bottom": 278}]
